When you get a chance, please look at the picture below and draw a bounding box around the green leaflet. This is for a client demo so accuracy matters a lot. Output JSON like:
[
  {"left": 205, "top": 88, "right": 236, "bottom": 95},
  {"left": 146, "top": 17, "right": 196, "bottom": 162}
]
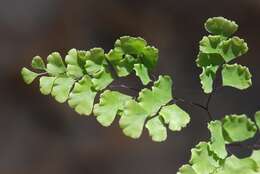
[
  {"left": 117, "top": 36, "right": 147, "bottom": 55},
  {"left": 51, "top": 76, "right": 75, "bottom": 103},
  {"left": 107, "top": 36, "right": 158, "bottom": 77},
  {"left": 142, "top": 46, "right": 159, "bottom": 70},
  {"left": 204, "top": 17, "right": 238, "bottom": 37},
  {"left": 199, "top": 36, "right": 248, "bottom": 63},
  {"left": 93, "top": 90, "right": 132, "bottom": 127},
  {"left": 138, "top": 75, "right": 172, "bottom": 116},
  {"left": 199, "top": 65, "right": 218, "bottom": 94},
  {"left": 133, "top": 64, "right": 151, "bottom": 85},
  {"left": 196, "top": 52, "right": 224, "bottom": 68},
  {"left": 39, "top": 76, "right": 56, "bottom": 95},
  {"left": 254, "top": 111, "right": 260, "bottom": 130},
  {"left": 222, "top": 63, "right": 252, "bottom": 90},
  {"left": 208, "top": 121, "right": 227, "bottom": 159},
  {"left": 159, "top": 104, "right": 190, "bottom": 131},
  {"left": 119, "top": 100, "right": 148, "bottom": 139},
  {"left": 214, "top": 155, "right": 259, "bottom": 174},
  {"left": 85, "top": 48, "right": 107, "bottom": 76},
  {"left": 189, "top": 142, "right": 220, "bottom": 174},
  {"left": 31, "top": 56, "right": 45, "bottom": 70},
  {"left": 145, "top": 104, "right": 190, "bottom": 142},
  {"left": 119, "top": 75, "right": 190, "bottom": 141},
  {"left": 65, "top": 48, "right": 86, "bottom": 79},
  {"left": 21, "top": 67, "right": 38, "bottom": 84},
  {"left": 115, "top": 54, "right": 138, "bottom": 77},
  {"left": 199, "top": 35, "right": 227, "bottom": 54},
  {"left": 145, "top": 116, "right": 167, "bottom": 142},
  {"left": 91, "top": 66, "right": 114, "bottom": 90},
  {"left": 106, "top": 47, "right": 123, "bottom": 62},
  {"left": 107, "top": 51, "right": 137, "bottom": 77},
  {"left": 250, "top": 150, "right": 260, "bottom": 166},
  {"left": 218, "top": 37, "right": 248, "bottom": 63},
  {"left": 222, "top": 114, "right": 257, "bottom": 143},
  {"left": 119, "top": 75, "right": 173, "bottom": 139},
  {"left": 177, "top": 165, "right": 197, "bottom": 174},
  {"left": 66, "top": 48, "right": 114, "bottom": 90},
  {"left": 68, "top": 75, "right": 97, "bottom": 115},
  {"left": 46, "top": 52, "right": 66, "bottom": 76},
  {"left": 107, "top": 40, "right": 137, "bottom": 77}
]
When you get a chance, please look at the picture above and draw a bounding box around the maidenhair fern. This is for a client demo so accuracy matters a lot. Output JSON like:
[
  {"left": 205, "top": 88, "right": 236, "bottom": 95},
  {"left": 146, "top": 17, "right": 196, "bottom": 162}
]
[{"left": 21, "top": 17, "right": 260, "bottom": 173}]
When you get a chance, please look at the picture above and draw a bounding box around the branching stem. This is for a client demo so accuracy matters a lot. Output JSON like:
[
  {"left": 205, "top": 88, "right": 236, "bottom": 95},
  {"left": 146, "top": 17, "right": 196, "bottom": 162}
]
[
  {"left": 109, "top": 73, "right": 260, "bottom": 152},
  {"left": 109, "top": 84, "right": 139, "bottom": 93},
  {"left": 228, "top": 142, "right": 260, "bottom": 150}
]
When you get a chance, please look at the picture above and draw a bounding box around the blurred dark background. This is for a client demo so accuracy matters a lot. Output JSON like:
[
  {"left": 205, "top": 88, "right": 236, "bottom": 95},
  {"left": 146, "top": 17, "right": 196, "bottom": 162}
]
[{"left": 1, "top": 0, "right": 260, "bottom": 173}]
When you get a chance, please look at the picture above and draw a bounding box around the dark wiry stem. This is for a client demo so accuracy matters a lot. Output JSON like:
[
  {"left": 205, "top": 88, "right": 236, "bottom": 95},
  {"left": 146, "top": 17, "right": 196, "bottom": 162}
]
[
  {"left": 174, "top": 96, "right": 212, "bottom": 121},
  {"left": 109, "top": 84, "right": 139, "bottom": 93},
  {"left": 174, "top": 97, "right": 206, "bottom": 110},
  {"left": 228, "top": 142, "right": 260, "bottom": 150},
  {"left": 205, "top": 92, "right": 213, "bottom": 121}
]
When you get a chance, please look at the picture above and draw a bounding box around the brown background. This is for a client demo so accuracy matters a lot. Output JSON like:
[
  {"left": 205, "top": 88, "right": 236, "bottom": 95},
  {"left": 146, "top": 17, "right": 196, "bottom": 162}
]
[{"left": 0, "top": 0, "right": 260, "bottom": 173}]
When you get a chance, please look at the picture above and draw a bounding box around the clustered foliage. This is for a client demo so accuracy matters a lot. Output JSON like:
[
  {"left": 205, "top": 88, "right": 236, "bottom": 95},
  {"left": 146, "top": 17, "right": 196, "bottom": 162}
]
[
  {"left": 21, "top": 35, "right": 190, "bottom": 141},
  {"left": 197, "top": 17, "right": 251, "bottom": 93},
  {"left": 21, "top": 17, "right": 260, "bottom": 174}
]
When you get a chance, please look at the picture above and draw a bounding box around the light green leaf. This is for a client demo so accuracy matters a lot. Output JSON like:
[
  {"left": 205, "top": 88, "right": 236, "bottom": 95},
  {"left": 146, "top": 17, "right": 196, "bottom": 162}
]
[
  {"left": 46, "top": 52, "right": 66, "bottom": 76},
  {"left": 111, "top": 54, "right": 138, "bottom": 77},
  {"left": 138, "top": 75, "right": 172, "bottom": 116},
  {"left": 199, "top": 35, "right": 248, "bottom": 64},
  {"left": 85, "top": 60, "right": 104, "bottom": 75},
  {"left": 31, "top": 56, "right": 45, "bottom": 70},
  {"left": 145, "top": 116, "right": 167, "bottom": 142},
  {"left": 65, "top": 48, "right": 85, "bottom": 79},
  {"left": 21, "top": 67, "right": 38, "bottom": 84},
  {"left": 119, "top": 100, "right": 148, "bottom": 139},
  {"left": 91, "top": 67, "right": 114, "bottom": 91},
  {"left": 107, "top": 47, "right": 124, "bottom": 62},
  {"left": 116, "top": 36, "right": 158, "bottom": 70},
  {"left": 250, "top": 150, "right": 260, "bottom": 166},
  {"left": 159, "top": 104, "right": 190, "bottom": 131},
  {"left": 51, "top": 76, "right": 75, "bottom": 103},
  {"left": 133, "top": 64, "right": 151, "bottom": 85},
  {"left": 68, "top": 75, "right": 97, "bottom": 115},
  {"left": 116, "top": 36, "right": 147, "bottom": 55},
  {"left": 39, "top": 76, "right": 56, "bottom": 95},
  {"left": 93, "top": 90, "right": 132, "bottom": 127},
  {"left": 222, "top": 63, "right": 252, "bottom": 90},
  {"left": 119, "top": 75, "right": 173, "bottom": 140},
  {"left": 199, "top": 65, "right": 218, "bottom": 94},
  {"left": 222, "top": 114, "right": 257, "bottom": 143},
  {"left": 199, "top": 35, "right": 227, "bottom": 54},
  {"left": 196, "top": 52, "right": 224, "bottom": 68},
  {"left": 177, "top": 165, "right": 197, "bottom": 174},
  {"left": 107, "top": 36, "right": 158, "bottom": 77},
  {"left": 83, "top": 48, "right": 114, "bottom": 89},
  {"left": 254, "top": 111, "right": 260, "bottom": 129},
  {"left": 219, "top": 37, "right": 248, "bottom": 63},
  {"left": 215, "top": 155, "right": 259, "bottom": 174},
  {"left": 204, "top": 17, "right": 238, "bottom": 37},
  {"left": 77, "top": 50, "right": 89, "bottom": 63},
  {"left": 208, "top": 120, "right": 227, "bottom": 159},
  {"left": 190, "top": 142, "right": 220, "bottom": 174},
  {"left": 142, "top": 46, "right": 159, "bottom": 70},
  {"left": 85, "top": 48, "right": 107, "bottom": 76}
]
